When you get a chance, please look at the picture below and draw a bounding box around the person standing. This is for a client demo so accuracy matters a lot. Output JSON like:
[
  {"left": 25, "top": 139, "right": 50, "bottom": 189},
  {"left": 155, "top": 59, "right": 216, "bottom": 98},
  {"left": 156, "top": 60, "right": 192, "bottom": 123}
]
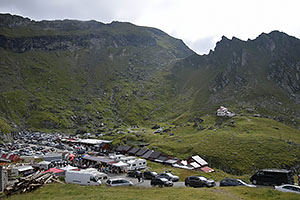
[{"left": 137, "top": 173, "right": 141, "bottom": 183}]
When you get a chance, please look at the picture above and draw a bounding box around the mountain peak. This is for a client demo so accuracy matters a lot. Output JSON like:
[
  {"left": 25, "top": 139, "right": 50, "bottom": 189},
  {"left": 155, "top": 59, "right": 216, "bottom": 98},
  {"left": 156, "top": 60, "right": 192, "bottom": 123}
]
[
  {"left": 0, "top": 13, "right": 32, "bottom": 28},
  {"left": 212, "top": 35, "right": 245, "bottom": 54},
  {"left": 254, "top": 30, "right": 300, "bottom": 53}
]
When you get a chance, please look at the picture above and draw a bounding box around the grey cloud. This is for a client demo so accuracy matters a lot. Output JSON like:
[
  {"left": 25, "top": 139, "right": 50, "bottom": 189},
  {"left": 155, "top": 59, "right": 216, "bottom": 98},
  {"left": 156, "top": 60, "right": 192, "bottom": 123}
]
[
  {"left": 0, "top": 0, "right": 128, "bottom": 22},
  {"left": 0, "top": 0, "right": 168, "bottom": 22}
]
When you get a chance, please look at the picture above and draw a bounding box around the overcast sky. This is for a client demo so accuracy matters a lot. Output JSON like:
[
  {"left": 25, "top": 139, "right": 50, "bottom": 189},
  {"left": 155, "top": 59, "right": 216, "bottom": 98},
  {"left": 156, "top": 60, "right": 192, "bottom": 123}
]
[{"left": 0, "top": 0, "right": 299, "bottom": 54}]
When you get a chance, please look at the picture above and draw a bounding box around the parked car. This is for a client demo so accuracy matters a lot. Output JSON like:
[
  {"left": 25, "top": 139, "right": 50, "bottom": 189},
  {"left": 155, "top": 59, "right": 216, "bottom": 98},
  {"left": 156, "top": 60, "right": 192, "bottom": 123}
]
[
  {"left": 106, "top": 178, "right": 133, "bottom": 187},
  {"left": 127, "top": 170, "right": 143, "bottom": 178},
  {"left": 275, "top": 184, "right": 300, "bottom": 194},
  {"left": 185, "top": 176, "right": 216, "bottom": 187},
  {"left": 150, "top": 177, "right": 173, "bottom": 187},
  {"left": 250, "top": 169, "right": 294, "bottom": 186},
  {"left": 143, "top": 171, "right": 158, "bottom": 180},
  {"left": 154, "top": 128, "right": 163, "bottom": 133},
  {"left": 220, "top": 178, "right": 256, "bottom": 187},
  {"left": 157, "top": 172, "right": 179, "bottom": 182}
]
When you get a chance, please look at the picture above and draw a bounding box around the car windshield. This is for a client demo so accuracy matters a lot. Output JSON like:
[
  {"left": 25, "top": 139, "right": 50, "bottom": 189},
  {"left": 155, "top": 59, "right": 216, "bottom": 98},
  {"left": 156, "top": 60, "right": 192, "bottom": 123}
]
[
  {"left": 160, "top": 178, "right": 168, "bottom": 182},
  {"left": 238, "top": 179, "right": 248, "bottom": 185},
  {"left": 199, "top": 177, "right": 207, "bottom": 181},
  {"left": 94, "top": 175, "right": 102, "bottom": 181}
]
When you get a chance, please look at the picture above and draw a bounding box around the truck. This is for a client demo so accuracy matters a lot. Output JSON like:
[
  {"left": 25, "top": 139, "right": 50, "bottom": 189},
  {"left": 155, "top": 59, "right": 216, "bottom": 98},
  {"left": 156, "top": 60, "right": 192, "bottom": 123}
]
[{"left": 65, "top": 169, "right": 107, "bottom": 186}]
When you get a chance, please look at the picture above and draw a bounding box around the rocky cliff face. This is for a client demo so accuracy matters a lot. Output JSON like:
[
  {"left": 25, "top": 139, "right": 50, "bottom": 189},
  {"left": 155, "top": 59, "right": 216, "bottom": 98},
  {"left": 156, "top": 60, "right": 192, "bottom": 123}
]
[
  {"left": 172, "top": 31, "right": 300, "bottom": 127},
  {"left": 206, "top": 31, "right": 300, "bottom": 95}
]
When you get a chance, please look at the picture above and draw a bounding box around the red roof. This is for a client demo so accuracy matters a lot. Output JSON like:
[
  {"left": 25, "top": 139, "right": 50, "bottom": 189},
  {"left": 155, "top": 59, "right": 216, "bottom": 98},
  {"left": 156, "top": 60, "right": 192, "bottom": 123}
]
[
  {"left": 200, "top": 166, "right": 215, "bottom": 173},
  {"left": 8, "top": 154, "right": 19, "bottom": 162},
  {"left": 1, "top": 154, "right": 7, "bottom": 159},
  {"left": 69, "top": 153, "right": 75, "bottom": 157},
  {"left": 44, "top": 168, "right": 64, "bottom": 174}
]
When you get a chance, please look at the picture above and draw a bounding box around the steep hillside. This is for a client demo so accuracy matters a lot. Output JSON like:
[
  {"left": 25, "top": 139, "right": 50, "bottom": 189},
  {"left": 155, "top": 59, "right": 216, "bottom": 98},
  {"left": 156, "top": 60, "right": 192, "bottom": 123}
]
[
  {"left": 0, "top": 14, "right": 194, "bottom": 133},
  {"left": 171, "top": 31, "right": 300, "bottom": 128},
  {"left": 0, "top": 14, "right": 300, "bottom": 134}
]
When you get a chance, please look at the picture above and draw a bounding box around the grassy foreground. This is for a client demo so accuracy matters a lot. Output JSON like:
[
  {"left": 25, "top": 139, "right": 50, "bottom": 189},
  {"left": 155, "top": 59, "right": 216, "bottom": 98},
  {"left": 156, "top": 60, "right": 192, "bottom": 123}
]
[{"left": 6, "top": 183, "right": 300, "bottom": 200}]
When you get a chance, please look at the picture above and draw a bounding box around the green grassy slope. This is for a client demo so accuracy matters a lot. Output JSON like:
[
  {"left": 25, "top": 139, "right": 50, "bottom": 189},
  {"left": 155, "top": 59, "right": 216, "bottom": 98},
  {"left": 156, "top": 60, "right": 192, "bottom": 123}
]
[
  {"left": 1, "top": 15, "right": 300, "bottom": 134},
  {"left": 0, "top": 14, "right": 194, "bottom": 132},
  {"left": 106, "top": 116, "right": 300, "bottom": 175}
]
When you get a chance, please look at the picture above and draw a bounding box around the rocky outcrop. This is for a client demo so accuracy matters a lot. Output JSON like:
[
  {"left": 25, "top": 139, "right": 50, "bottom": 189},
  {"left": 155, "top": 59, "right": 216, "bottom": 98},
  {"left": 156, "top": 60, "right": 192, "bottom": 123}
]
[
  {"left": 0, "top": 32, "right": 157, "bottom": 53},
  {"left": 171, "top": 30, "right": 300, "bottom": 127},
  {"left": 268, "top": 61, "right": 300, "bottom": 93}
]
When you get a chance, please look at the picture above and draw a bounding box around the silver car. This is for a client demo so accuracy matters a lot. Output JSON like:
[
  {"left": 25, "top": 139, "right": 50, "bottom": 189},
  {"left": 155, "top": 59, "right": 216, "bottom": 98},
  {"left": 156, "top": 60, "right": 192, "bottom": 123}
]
[
  {"left": 158, "top": 173, "right": 179, "bottom": 182},
  {"left": 106, "top": 178, "right": 133, "bottom": 187},
  {"left": 275, "top": 184, "right": 300, "bottom": 194}
]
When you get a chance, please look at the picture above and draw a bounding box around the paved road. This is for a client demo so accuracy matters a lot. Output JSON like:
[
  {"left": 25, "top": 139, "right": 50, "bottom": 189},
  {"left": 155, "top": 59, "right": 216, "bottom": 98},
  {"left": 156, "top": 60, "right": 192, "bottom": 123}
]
[{"left": 107, "top": 173, "right": 185, "bottom": 187}]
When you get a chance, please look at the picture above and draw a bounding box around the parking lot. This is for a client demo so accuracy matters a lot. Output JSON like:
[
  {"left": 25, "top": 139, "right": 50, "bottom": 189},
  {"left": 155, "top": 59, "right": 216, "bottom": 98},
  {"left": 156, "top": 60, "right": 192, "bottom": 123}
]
[{"left": 108, "top": 172, "right": 185, "bottom": 187}]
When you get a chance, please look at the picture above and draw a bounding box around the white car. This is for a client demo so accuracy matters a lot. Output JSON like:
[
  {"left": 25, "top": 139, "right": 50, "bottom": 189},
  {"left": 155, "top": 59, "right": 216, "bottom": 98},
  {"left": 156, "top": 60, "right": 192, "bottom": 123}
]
[
  {"left": 106, "top": 178, "right": 133, "bottom": 187},
  {"left": 158, "top": 173, "right": 179, "bottom": 182},
  {"left": 275, "top": 184, "right": 300, "bottom": 194}
]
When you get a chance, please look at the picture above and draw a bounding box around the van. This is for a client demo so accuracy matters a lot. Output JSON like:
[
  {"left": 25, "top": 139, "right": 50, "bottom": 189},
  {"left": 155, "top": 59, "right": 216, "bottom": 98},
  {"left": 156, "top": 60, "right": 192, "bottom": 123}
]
[
  {"left": 127, "top": 159, "right": 147, "bottom": 171},
  {"left": 250, "top": 169, "right": 294, "bottom": 186},
  {"left": 120, "top": 156, "right": 136, "bottom": 163},
  {"left": 109, "top": 154, "right": 125, "bottom": 161},
  {"left": 65, "top": 169, "right": 107, "bottom": 186}
]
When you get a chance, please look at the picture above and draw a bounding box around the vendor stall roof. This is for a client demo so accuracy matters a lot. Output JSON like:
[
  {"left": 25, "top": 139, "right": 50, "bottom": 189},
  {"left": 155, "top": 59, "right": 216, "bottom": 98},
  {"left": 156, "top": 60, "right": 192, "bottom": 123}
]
[
  {"left": 116, "top": 146, "right": 126, "bottom": 152},
  {"left": 201, "top": 166, "right": 215, "bottom": 173},
  {"left": 190, "top": 162, "right": 201, "bottom": 169},
  {"left": 149, "top": 151, "right": 161, "bottom": 160},
  {"left": 79, "top": 139, "right": 112, "bottom": 145},
  {"left": 112, "top": 161, "right": 129, "bottom": 167},
  {"left": 60, "top": 165, "right": 78, "bottom": 171},
  {"left": 141, "top": 150, "right": 153, "bottom": 159},
  {"left": 82, "top": 155, "right": 114, "bottom": 164},
  {"left": 136, "top": 148, "right": 149, "bottom": 157},
  {"left": 38, "top": 161, "right": 51, "bottom": 165},
  {"left": 14, "top": 165, "right": 34, "bottom": 172},
  {"left": 128, "top": 147, "right": 140, "bottom": 155},
  {"left": 191, "top": 155, "right": 208, "bottom": 166},
  {"left": 164, "top": 158, "right": 179, "bottom": 165},
  {"left": 154, "top": 155, "right": 168, "bottom": 163},
  {"left": 122, "top": 145, "right": 132, "bottom": 153},
  {"left": 44, "top": 168, "right": 64, "bottom": 174}
]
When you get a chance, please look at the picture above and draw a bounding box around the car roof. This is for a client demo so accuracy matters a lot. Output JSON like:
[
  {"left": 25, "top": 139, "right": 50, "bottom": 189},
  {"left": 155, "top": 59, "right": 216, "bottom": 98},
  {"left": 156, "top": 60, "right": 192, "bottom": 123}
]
[
  {"left": 158, "top": 178, "right": 169, "bottom": 181},
  {"left": 281, "top": 184, "right": 300, "bottom": 188},
  {"left": 189, "top": 176, "right": 206, "bottom": 178},
  {"left": 222, "top": 178, "right": 238, "bottom": 181},
  {"left": 260, "top": 169, "right": 291, "bottom": 173},
  {"left": 108, "top": 178, "right": 127, "bottom": 181}
]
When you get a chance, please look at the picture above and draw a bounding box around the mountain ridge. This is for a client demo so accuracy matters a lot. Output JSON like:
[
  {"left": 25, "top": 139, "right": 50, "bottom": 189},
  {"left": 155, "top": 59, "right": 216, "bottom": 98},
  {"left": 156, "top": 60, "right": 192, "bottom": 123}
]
[
  {"left": 170, "top": 30, "right": 300, "bottom": 128},
  {"left": 0, "top": 13, "right": 195, "bottom": 133},
  {"left": 0, "top": 14, "right": 299, "bottom": 134}
]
